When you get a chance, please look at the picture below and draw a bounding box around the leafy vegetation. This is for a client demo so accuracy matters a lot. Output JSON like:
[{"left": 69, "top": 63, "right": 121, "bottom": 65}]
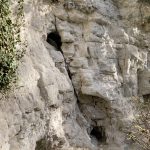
[
  {"left": 0, "top": 0, "right": 24, "bottom": 91},
  {"left": 127, "top": 96, "right": 150, "bottom": 150}
]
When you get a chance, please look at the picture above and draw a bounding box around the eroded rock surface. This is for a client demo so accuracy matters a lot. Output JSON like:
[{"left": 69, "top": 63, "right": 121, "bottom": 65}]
[{"left": 0, "top": 0, "right": 150, "bottom": 150}]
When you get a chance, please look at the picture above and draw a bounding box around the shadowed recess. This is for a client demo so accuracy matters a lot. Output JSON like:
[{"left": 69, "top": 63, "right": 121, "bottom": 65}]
[
  {"left": 143, "top": 94, "right": 150, "bottom": 103},
  {"left": 90, "top": 126, "right": 107, "bottom": 143},
  {"left": 35, "top": 138, "right": 47, "bottom": 150},
  {"left": 46, "top": 31, "right": 62, "bottom": 50}
]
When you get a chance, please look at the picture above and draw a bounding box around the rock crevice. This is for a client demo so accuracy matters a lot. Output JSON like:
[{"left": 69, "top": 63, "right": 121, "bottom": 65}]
[{"left": 0, "top": 0, "right": 150, "bottom": 150}]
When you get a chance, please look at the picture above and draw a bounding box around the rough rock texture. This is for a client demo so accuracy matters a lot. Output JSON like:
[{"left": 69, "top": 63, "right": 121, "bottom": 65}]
[{"left": 0, "top": 0, "right": 150, "bottom": 150}]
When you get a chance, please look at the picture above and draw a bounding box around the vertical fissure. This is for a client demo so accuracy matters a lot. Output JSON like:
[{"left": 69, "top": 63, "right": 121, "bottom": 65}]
[
  {"left": 90, "top": 126, "right": 107, "bottom": 144},
  {"left": 46, "top": 27, "right": 80, "bottom": 103}
]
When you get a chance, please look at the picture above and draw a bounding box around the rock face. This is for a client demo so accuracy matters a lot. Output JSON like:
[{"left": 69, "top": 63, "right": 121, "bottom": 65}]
[{"left": 0, "top": 0, "right": 150, "bottom": 150}]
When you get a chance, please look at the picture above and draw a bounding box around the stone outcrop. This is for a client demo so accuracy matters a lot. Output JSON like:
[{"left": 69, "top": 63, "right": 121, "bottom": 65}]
[{"left": 0, "top": 0, "right": 150, "bottom": 150}]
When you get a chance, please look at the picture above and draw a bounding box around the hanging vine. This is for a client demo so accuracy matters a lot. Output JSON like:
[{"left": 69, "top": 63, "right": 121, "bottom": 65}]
[{"left": 0, "top": 0, "right": 24, "bottom": 91}]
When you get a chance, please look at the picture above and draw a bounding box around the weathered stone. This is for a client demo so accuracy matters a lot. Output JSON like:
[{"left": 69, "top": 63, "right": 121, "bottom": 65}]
[
  {"left": 70, "top": 57, "right": 88, "bottom": 68},
  {"left": 60, "top": 31, "right": 75, "bottom": 43},
  {"left": 138, "top": 69, "right": 150, "bottom": 95},
  {"left": 0, "top": 0, "right": 150, "bottom": 150},
  {"left": 68, "top": 10, "right": 88, "bottom": 23}
]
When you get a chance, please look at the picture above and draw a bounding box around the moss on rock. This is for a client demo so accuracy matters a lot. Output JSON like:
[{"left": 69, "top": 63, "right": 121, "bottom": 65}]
[{"left": 0, "top": 0, "right": 24, "bottom": 90}]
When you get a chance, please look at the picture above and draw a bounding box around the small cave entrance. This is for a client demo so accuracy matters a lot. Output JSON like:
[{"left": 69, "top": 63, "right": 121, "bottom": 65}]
[
  {"left": 46, "top": 31, "right": 62, "bottom": 50},
  {"left": 90, "top": 126, "right": 106, "bottom": 144},
  {"left": 143, "top": 94, "right": 150, "bottom": 103},
  {"left": 35, "top": 138, "right": 47, "bottom": 150}
]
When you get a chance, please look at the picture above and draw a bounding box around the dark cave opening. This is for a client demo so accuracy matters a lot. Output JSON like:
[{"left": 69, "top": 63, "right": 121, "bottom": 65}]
[
  {"left": 35, "top": 138, "right": 47, "bottom": 150},
  {"left": 90, "top": 126, "right": 106, "bottom": 143},
  {"left": 46, "top": 31, "right": 62, "bottom": 50},
  {"left": 143, "top": 94, "right": 150, "bottom": 103}
]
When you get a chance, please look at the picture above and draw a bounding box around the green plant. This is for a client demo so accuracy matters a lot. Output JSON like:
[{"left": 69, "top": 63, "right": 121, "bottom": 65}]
[
  {"left": 127, "top": 96, "right": 150, "bottom": 150},
  {"left": 0, "top": 0, "right": 24, "bottom": 91}
]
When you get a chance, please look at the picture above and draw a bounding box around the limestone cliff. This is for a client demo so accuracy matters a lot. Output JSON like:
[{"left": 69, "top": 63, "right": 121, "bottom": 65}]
[{"left": 0, "top": 0, "right": 150, "bottom": 150}]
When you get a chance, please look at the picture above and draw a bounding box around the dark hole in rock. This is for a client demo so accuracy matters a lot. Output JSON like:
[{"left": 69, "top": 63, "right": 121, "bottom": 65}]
[
  {"left": 90, "top": 126, "right": 106, "bottom": 143},
  {"left": 50, "top": 0, "right": 59, "bottom": 3},
  {"left": 47, "top": 31, "right": 62, "bottom": 50},
  {"left": 143, "top": 94, "right": 150, "bottom": 103},
  {"left": 35, "top": 138, "right": 47, "bottom": 150}
]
